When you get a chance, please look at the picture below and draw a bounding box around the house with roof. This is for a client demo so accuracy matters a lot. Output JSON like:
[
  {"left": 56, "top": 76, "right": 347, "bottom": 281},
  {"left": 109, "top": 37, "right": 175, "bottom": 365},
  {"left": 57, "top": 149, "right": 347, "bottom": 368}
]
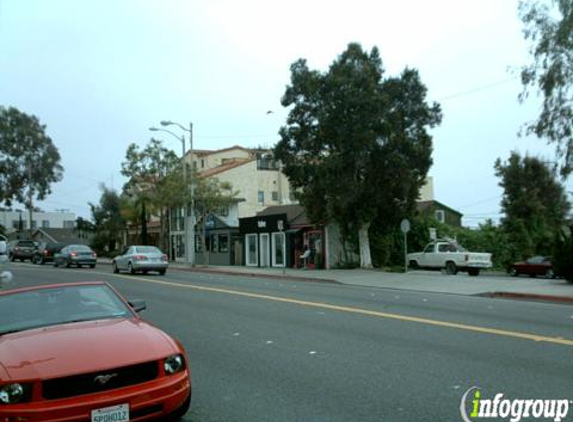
[
  {"left": 416, "top": 177, "right": 463, "bottom": 227},
  {"left": 31, "top": 228, "right": 93, "bottom": 246}
]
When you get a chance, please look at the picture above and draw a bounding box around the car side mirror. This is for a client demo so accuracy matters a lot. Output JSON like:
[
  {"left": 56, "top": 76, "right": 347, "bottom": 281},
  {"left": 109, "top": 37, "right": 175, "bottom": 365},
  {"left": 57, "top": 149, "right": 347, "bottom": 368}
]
[{"left": 128, "top": 299, "right": 147, "bottom": 313}]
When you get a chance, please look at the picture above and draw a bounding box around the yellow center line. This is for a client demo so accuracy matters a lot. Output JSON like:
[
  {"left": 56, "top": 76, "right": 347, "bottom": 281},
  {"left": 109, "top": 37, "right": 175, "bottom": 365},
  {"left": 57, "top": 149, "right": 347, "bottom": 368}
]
[{"left": 105, "top": 270, "right": 573, "bottom": 347}]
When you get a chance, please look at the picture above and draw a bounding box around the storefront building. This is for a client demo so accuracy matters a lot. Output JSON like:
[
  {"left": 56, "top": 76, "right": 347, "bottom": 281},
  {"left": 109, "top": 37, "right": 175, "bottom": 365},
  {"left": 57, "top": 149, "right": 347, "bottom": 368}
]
[{"left": 239, "top": 205, "right": 326, "bottom": 269}]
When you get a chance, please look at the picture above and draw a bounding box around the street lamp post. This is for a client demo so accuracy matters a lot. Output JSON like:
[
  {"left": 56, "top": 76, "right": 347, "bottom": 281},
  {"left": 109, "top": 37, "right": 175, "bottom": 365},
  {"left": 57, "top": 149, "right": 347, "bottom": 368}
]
[
  {"left": 150, "top": 121, "right": 195, "bottom": 266},
  {"left": 149, "top": 125, "right": 192, "bottom": 265}
]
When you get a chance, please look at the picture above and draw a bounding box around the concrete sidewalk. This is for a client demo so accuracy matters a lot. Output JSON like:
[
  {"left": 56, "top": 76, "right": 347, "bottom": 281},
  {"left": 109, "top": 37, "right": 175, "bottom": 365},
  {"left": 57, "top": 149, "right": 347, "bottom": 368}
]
[{"left": 101, "top": 259, "right": 573, "bottom": 303}]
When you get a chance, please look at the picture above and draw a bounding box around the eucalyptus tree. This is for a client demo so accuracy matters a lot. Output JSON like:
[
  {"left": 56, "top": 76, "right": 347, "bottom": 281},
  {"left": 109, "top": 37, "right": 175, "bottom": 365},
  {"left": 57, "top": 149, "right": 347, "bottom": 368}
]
[
  {"left": 274, "top": 43, "right": 442, "bottom": 268},
  {"left": 519, "top": 0, "right": 573, "bottom": 176}
]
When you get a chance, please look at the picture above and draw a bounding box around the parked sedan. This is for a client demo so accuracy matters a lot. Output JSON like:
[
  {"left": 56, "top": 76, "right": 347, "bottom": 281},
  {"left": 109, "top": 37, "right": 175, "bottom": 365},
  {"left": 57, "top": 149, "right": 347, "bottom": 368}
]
[
  {"left": 54, "top": 244, "right": 97, "bottom": 268},
  {"left": 508, "top": 256, "right": 555, "bottom": 278},
  {"left": 0, "top": 281, "right": 191, "bottom": 421},
  {"left": 113, "top": 245, "right": 168, "bottom": 275},
  {"left": 32, "top": 242, "right": 66, "bottom": 265}
]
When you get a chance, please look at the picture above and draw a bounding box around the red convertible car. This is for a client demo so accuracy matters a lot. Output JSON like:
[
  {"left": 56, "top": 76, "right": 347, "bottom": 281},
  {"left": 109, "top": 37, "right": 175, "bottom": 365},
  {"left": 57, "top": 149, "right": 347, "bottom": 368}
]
[{"left": 0, "top": 282, "right": 191, "bottom": 421}]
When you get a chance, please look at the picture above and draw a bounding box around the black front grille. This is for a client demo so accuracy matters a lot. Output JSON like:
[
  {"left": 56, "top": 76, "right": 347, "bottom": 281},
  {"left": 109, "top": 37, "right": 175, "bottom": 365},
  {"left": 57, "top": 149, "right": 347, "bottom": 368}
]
[{"left": 42, "top": 361, "right": 159, "bottom": 400}]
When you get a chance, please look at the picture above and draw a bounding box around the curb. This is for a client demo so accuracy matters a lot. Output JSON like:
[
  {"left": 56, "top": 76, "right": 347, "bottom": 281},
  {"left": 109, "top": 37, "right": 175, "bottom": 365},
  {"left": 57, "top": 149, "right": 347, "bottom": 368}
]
[
  {"left": 98, "top": 260, "right": 340, "bottom": 284},
  {"left": 482, "top": 291, "right": 573, "bottom": 305},
  {"left": 181, "top": 267, "right": 341, "bottom": 284}
]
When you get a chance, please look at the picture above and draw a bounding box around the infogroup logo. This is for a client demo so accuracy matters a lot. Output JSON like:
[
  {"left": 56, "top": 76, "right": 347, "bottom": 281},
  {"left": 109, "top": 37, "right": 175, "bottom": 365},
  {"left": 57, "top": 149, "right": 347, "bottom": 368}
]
[{"left": 460, "top": 387, "right": 571, "bottom": 422}]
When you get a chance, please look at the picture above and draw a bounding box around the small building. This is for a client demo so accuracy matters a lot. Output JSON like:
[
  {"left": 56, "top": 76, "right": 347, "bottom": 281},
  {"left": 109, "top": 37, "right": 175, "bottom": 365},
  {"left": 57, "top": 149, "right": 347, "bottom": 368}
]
[
  {"left": 239, "top": 204, "right": 355, "bottom": 269},
  {"left": 194, "top": 214, "right": 241, "bottom": 266}
]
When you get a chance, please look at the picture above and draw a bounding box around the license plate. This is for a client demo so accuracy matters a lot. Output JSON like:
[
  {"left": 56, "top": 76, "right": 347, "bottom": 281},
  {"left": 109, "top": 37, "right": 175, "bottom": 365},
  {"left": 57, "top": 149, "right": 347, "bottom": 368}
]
[{"left": 91, "top": 403, "right": 129, "bottom": 422}]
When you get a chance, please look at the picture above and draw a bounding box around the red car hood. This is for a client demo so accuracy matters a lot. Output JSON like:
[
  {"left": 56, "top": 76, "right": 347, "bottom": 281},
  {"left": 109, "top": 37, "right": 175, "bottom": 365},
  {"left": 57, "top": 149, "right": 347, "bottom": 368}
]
[{"left": 0, "top": 318, "right": 180, "bottom": 381}]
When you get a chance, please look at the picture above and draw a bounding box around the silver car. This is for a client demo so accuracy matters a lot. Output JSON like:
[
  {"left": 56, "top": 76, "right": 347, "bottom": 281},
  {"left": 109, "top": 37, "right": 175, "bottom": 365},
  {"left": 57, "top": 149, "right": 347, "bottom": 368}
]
[{"left": 112, "top": 245, "right": 168, "bottom": 275}]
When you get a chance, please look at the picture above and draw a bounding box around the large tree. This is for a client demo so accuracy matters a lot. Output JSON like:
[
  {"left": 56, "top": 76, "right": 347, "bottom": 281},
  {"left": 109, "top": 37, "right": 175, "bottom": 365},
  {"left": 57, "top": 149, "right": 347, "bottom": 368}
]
[
  {"left": 494, "top": 152, "right": 570, "bottom": 258},
  {"left": 274, "top": 43, "right": 442, "bottom": 268},
  {"left": 519, "top": 0, "right": 573, "bottom": 175},
  {"left": 90, "top": 185, "right": 125, "bottom": 254},
  {"left": 0, "top": 106, "right": 63, "bottom": 212},
  {"left": 121, "top": 139, "right": 183, "bottom": 247}
]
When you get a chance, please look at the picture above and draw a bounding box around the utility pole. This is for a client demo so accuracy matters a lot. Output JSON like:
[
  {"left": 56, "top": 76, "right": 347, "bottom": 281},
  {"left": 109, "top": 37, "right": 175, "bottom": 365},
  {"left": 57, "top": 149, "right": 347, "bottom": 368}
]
[
  {"left": 28, "top": 161, "right": 33, "bottom": 238},
  {"left": 188, "top": 122, "right": 195, "bottom": 267},
  {"left": 151, "top": 121, "right": 195, "bottom": 266}
]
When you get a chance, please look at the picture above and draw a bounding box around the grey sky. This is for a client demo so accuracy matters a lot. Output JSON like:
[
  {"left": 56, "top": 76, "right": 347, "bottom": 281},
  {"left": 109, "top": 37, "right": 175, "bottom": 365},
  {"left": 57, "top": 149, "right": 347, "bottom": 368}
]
[{"left": 0, "top": 0, "right": 568, "bottom": 226}]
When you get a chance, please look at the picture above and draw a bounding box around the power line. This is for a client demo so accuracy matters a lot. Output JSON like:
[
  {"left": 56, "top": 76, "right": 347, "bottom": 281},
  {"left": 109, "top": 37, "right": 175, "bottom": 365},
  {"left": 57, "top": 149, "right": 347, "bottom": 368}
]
[
  {"left": 438, "top": 76, "right": 519, "bottom": 102},
  {"left": 457, "top": 195, "right": 503, "bottom": 209}
]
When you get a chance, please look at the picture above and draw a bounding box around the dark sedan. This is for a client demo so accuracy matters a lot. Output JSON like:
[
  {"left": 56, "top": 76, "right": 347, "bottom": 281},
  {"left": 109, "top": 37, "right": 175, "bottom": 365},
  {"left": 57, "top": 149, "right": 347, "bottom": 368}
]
[
  {"left": 32, "top": 242, "right": 66, "bottom": 265},
  {"left": 508, "top": 256, "right": 555, "bottom": 278},
  {"left": 54, "top": 244, "right": 97, "bottom": 268},
  {"left": 7, "top": 240, "right": 37, "bottom": 262}
]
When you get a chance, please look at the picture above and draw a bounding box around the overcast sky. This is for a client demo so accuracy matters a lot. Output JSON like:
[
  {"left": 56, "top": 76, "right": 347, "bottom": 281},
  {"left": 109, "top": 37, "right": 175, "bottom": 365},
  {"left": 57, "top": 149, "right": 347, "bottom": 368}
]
[{"left": 1, "top": 0, "right": 569, "bottom": 226}]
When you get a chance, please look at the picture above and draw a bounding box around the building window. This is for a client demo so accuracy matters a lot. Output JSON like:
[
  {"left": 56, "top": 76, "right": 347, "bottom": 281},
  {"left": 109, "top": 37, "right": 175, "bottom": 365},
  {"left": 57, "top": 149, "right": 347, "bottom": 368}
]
[
  {"left": 257, "top": 191, "right": 264, "bottom": 206},
  {"left": 211, "top": 234, "right": 218, "bottom": 252},
  {"left": 42, "top": 220, "right": 50, "bottom": 228},
  {"left": 63, "top": 220, "right": 75, "bottom": 229},
  {"left": 201, "top": 159, "right": 205, "bottom": 168},
  {"left": 219, "top": 234, "right": 229, "bottom": 253},
  {"left": 272, "top": 191, "right": 279, "bottom": 201},
  {"left": 11, "top": 220, "right": 19, "bottom": 229},
  {"left": 435, "top": 210, "right": 445, "bottom": 223},
  {"left": 256, "top": 153, "right": 279, "bottom": 170},
  {"left": 218, "top": 206, "right": 229, "bottom": 217}
]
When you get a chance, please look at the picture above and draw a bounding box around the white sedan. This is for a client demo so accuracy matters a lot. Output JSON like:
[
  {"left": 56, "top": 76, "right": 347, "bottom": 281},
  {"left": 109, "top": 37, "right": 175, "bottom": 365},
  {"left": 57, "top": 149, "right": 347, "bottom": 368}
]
[{"left": 112, "top": 245, "right": 169, "bottom": 275}]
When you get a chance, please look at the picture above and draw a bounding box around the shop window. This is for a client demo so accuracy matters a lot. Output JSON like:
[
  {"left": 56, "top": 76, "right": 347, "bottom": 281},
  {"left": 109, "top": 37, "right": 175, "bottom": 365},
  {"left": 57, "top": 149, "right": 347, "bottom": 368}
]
[{"left": 272, "top": 232, "right": 285, "bottom": 267}]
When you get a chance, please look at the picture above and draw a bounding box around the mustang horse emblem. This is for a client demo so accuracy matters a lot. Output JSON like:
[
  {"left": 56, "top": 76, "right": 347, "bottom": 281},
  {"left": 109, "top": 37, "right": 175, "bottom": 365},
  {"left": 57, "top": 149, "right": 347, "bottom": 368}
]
[{"left": 94, "top": 373, "right": 118, "bottom": 385}]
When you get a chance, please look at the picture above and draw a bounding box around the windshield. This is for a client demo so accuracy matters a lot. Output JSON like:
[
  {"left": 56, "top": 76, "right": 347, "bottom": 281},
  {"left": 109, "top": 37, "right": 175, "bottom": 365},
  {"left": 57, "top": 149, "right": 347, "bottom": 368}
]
[{"left": 0, "top": 284, "right": 132, "bottom": 335}]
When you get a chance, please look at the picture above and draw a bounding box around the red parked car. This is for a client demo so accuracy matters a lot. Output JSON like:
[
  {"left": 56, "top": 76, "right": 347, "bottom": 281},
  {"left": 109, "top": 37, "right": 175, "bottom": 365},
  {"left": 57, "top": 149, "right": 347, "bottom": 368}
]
[
  {"left": 0, "top": 282, "right": 191, "bottom": 421},
  {"left": 508, "top": 256, "right": 555, "bottom": 278}
]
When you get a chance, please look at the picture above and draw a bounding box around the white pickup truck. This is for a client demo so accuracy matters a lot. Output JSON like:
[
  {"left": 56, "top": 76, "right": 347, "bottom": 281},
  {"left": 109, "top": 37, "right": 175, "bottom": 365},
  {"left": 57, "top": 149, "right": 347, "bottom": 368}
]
[{"left": 407, "top": 240, "right": 492, "bottom": 276}]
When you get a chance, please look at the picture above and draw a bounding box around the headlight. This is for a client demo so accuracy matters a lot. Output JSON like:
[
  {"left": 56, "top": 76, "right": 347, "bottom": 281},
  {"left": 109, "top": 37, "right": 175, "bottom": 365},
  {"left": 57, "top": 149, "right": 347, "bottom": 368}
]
[
  {"left": 164, "top": 354, "right": 185, "bottom": 375},
  {"left": 0, "top": 383, "right": 30, "bottom": 404}
]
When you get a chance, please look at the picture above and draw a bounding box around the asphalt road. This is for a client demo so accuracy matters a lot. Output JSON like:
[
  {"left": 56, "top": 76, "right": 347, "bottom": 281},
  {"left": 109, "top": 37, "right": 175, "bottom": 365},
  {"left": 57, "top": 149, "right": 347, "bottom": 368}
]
[{"left": 4, "top": 262, "right": 573, "bottom": 422}]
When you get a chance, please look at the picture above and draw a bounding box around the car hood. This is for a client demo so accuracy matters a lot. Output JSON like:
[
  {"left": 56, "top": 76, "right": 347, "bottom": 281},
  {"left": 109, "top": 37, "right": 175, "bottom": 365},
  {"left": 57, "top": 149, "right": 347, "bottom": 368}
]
[{"left": 0, "top": 318, "right": 180, "bottom": 381}]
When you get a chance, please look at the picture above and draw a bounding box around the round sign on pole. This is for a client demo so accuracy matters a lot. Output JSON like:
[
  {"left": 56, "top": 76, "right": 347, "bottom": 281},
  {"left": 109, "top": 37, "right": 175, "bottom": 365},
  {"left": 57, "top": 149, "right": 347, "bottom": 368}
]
[{"left": 400, "top": 219, "right": 410, "bottom": 234}]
